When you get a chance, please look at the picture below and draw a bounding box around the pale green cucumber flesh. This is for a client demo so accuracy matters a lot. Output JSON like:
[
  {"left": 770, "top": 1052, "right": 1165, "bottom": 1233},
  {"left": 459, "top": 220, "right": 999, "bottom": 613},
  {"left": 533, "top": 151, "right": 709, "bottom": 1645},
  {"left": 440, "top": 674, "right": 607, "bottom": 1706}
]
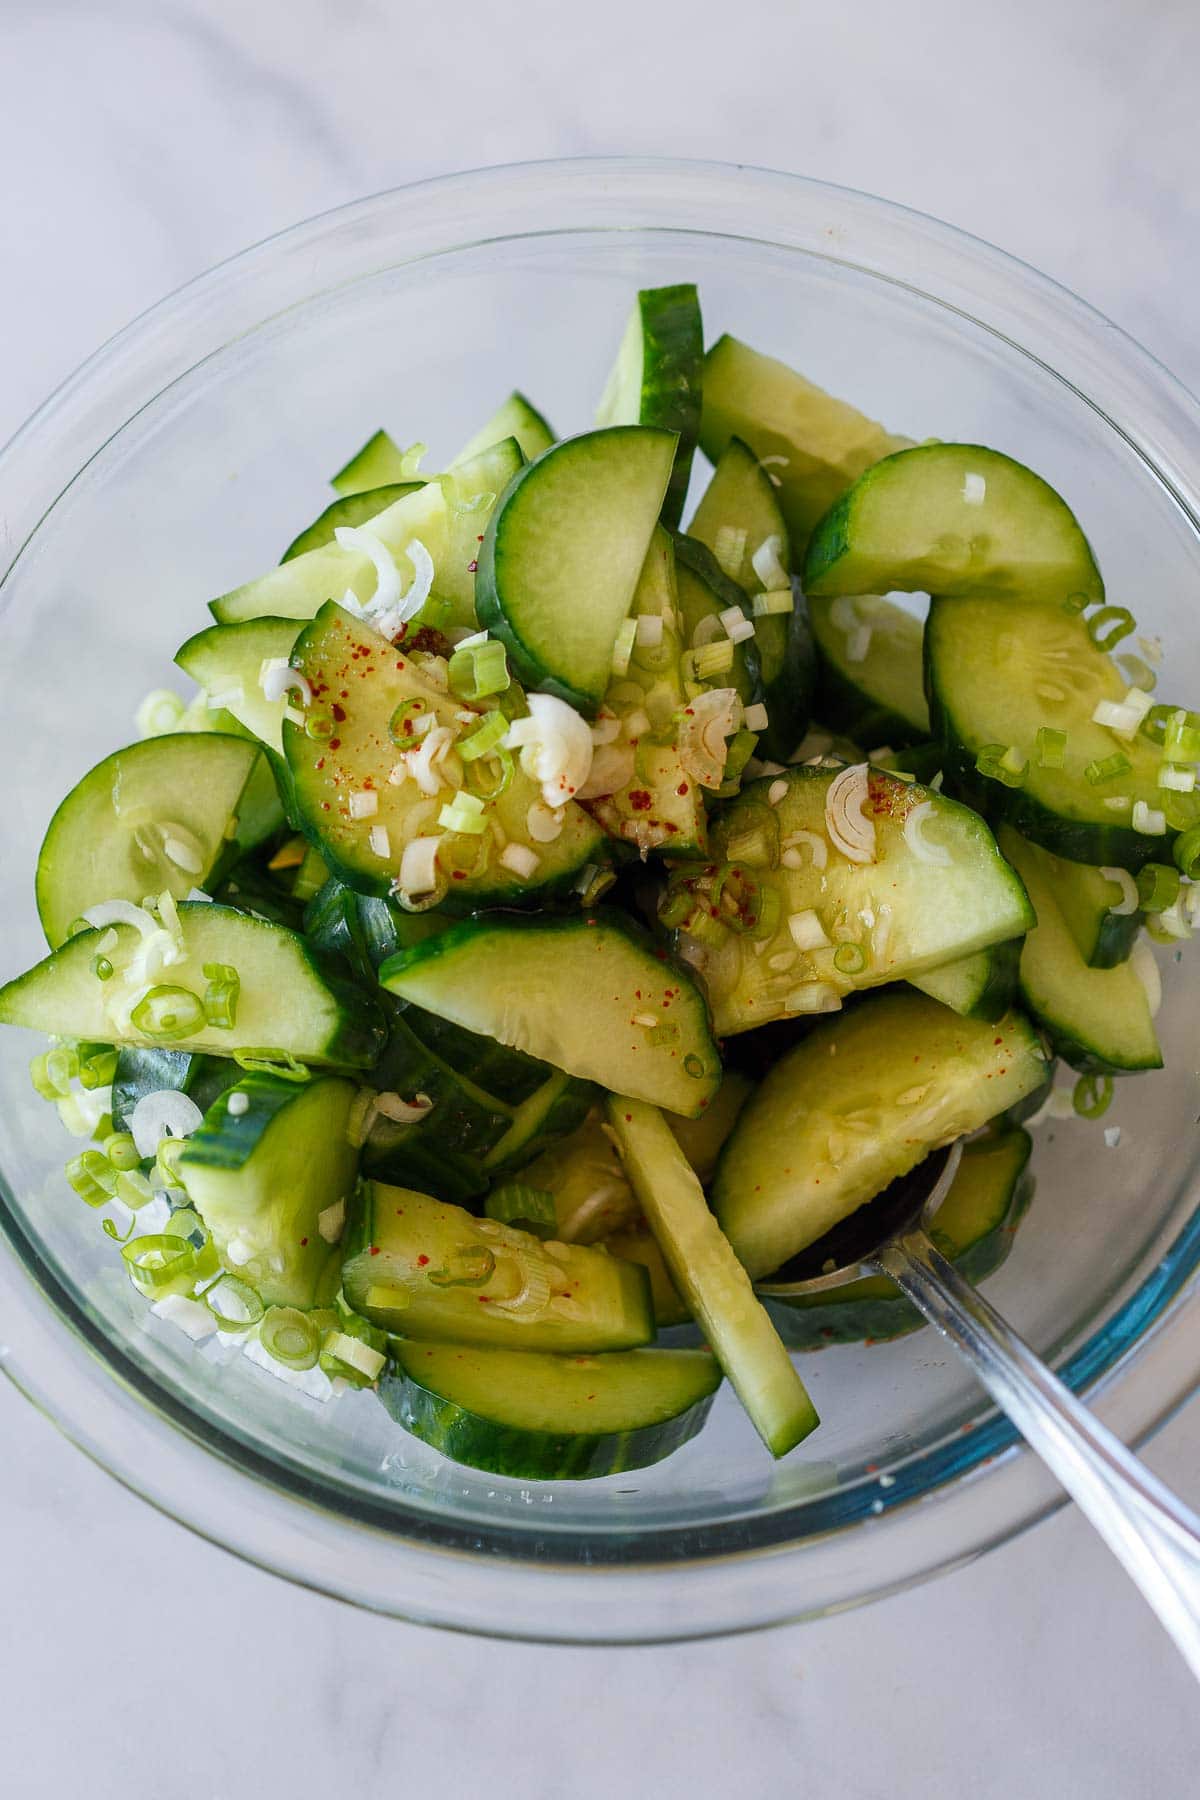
[
  {"left": 379, "top": 1342, "right": 718, "bottom": 1480},
  {"left": 475, "top": 426, "right": 678, "bottom": 711},
  {"left": 909, "top": 937, "right": 1022, "bottom": 1021},
  {"left": 343, "top": 1182, "right": 654, "bottom": 1352},
  {"left": 712, "top": 991, "right": 1047, "bottom": 1277},
  {"left": 380, "top": 911, "right": 721, "bottom": 1117},
  {"left": 282, "top": 482, "right": 423, "bottom": 562},
  {"left": 1015, "top": 838, "right": 1142, "bottom": 969},
  {"left": 804, "top": 443, "right": 1104, "bottom": 607},
  {"left": 35, "top": 735, "right": 265, "bottom": 949},
  {"left": 180, "top": 1072, "right": 358, "bottom": 1308},
  {"left": 451, "top": 392, "right": 554, "bottom": 467},
  {"left": 331, "top": 430, "right": 410, "bottom": 496},
  {"left": 808, "top": 592, "right": 930, "bottom": 747},
  {"left": 606, "top": 1097, "right": 819, "bottom": 1457},
  {"left": 176, "top": 617, "right": 303, "bottom": 756}
]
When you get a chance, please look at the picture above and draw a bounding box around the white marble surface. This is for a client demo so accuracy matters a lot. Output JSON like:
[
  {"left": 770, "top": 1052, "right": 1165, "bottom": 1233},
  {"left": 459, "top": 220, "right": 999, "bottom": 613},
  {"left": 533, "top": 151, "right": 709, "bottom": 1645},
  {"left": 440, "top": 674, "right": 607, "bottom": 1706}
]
[{"left": 3, "top": 2, "right": 1200, "bottom": 1793}]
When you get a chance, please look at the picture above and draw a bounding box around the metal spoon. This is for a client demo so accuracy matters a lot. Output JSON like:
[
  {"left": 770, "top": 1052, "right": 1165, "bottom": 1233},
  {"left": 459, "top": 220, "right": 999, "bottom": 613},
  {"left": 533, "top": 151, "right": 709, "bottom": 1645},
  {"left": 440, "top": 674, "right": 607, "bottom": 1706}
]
[{"left": 756, "top": 1140, "right": 1200, "bottom": 1679}]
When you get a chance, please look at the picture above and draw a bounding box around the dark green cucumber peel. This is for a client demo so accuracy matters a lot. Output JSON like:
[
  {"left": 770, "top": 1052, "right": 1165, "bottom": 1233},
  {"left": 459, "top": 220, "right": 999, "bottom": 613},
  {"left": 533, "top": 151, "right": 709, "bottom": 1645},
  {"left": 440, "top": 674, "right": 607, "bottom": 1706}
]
[
  {"left": 596, "top": 285, "right": 704, "bottom": 529},
  {"left": 379, "top": 1343, "right": 720, "bottom": 1480},
  {"left": 281, "top": 483, "right": 424, "bottom": 563},
  {"left": 908, "top": 937, "right": 1023, "bottom": 1023}
]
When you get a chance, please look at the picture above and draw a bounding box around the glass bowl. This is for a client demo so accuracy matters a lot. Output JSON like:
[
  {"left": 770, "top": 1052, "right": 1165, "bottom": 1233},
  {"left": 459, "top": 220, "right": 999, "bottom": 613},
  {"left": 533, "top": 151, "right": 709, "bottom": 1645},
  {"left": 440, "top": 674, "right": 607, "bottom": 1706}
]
[{"left": 2, "top": 157, "right": 1199, "bottom": 1644}]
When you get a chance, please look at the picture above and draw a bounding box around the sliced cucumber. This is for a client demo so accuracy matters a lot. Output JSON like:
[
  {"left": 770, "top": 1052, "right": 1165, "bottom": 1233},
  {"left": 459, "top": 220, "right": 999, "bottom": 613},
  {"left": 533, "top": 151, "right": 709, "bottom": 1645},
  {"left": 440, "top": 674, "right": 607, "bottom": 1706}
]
[
  {"left": 712, "top": 991, "right": 1046, "bottom": 1277},
  {"left": 805, "top": 444, "right": 1104, "bottom": 608},
  {"left": 1013, "top": 836, "right": 1142, "bottom": 969},
  {"left": 808, "top": 592, "right": 929, "bottom": 747},
  {"left": 699, "top": 335, "right": 907, "bottom": 546},
  {"left": 283, "top": 603, "right": 605, "bottom": 904},
  {"left": 0, "top": 902, "right": 385, "bottom": 1069},
  {"left": 179, "top": 1073, "right": 358, "bottom": 1308},
  {"left": 110, "top": 1044, "right": 240, "bottom": 1133},
  {"left": 380, "top": 911, "right": 721, "bottom": 1117},
  {"left": 688, "top": 437, "right": 812, "bottom": 758},
  {"left": 519, "top": 1113, "right": 641, "bottom": 1244},
  {"left": 451, "top": 392, "right": 555, "bottom": 467},
  {"left": 282, "top": 482, "right": 423, "bottom": 563},
  {"left": 476, "top": 426, "right": 678, "bottom": 711},
  {"left": 35, "top": 735, "right": 265, "bottom": 949},
  {"left": 332, "top": 431, "right": 410, "bottom": 496},
  {"left": 673, "top": 533, "right": 764, "bottom": 713},
  {"left": 604, "top": 1225, "right": 691, "bottom": 1328},
  {"left": 665, "top": 1067, "right": 753, "bottom": 1183},
  {"left": 433, "top": 438, "right": 526, "bottom": 629},
  {"left": 926, "top": 596, "right": 1200, "bottom": 869},
  {"left": 175, "top": 617, "right": 302, "bottom": 756},
  {"left": 581, "top": 528, "right": 707, "bottom": 857},
  {"left": 380, "top": 1342, "right": 718, "bottom": 1480},
  {"left": 291, "top": 843, "right": 330, "bottom": 903},
  {"left": 664, "top": 765, "right": 1033, "bottom": 1036},
  {"left": 909, "top": 937, "right": 1022, "bottom": 1022},
  {"left": 998, "top": 828, "right": 1161, "bottom": 1073},
  {"left": 606, "top": 1098, "right": 819, "bottom": 1456},
  {"left": 596, "top": 285, "right": 703, "bottom": 528},
  {"left": 304, "top": 877, "right": 447, "bottom": 983},
  {"left": 763, "top": 1128, "right": 1033, "bottom": 1347},
  {"left": 343, "top": 1182, "right": 654, "bottom": 1351},
  {"left": 211, "top": 479, "right": 450, "bottom": 625},
  {"left": 168, "top": 700, "right": 287, "bottom": 849}
]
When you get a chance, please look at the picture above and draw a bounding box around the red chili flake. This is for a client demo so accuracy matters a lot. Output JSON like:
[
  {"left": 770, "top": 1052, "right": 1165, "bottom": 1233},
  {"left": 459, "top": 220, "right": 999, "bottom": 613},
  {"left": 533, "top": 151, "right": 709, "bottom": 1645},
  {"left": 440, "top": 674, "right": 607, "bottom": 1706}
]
[
  {"left": 994, "top": 1036, "right": 1003, "bottom": 1045},
  {"left": 676, "top": 782, "right": 690, "bottom": 796},
  {"left": 477, "top": 1295, "right": 491, "bottom": 1304},
  {"left": 299, "top": 1237, "right": 309, "bottom": 1247},
  {"left": 416, "top": 1254, "right": 430, "bottom": 1267},
  {"left": 329, "top": 738, "right": 341, "bottom": 751},
  {"left": 321, "top": 801, "right": 331, "bottom": 811},
  {"left": 315, "top": 758, "right": 325, "bottom": 770},
  {"left": 369, "top": 1245, "right": 381, "bottom": 1257},
  {"left": 467, "top": 559, "right": 478, "bottom": 573},
  {"left": 340, "top": 688, "right": 349, "bottom": 699},
  {"left": 331, "top": 703, "right": 347, "bottom": 722},
  {"left": 477, "top": 534, "right": 485, "bottom": 543},
  {"left": 451, "top": 870, "right": 467, "bottom": 881},
  {"left": 624, "top": 1113, "right": 632, "bottom": 1122}
]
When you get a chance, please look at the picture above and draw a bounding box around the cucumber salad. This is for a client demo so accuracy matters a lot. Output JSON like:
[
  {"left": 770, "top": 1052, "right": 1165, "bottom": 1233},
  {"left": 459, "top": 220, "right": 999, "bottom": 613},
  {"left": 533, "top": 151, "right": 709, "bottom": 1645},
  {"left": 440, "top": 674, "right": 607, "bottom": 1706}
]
[{"left": 5, "top": 284, "right": 1199, "bottom": 1482}]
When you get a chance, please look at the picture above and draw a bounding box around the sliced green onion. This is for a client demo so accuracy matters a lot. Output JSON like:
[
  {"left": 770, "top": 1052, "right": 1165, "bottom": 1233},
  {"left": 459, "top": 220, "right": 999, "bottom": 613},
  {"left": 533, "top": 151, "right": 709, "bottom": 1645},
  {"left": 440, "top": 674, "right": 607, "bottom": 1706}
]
[
  {"left": 833, "top": 941, "right": 868, "bottom": 975},
  {"left": 683, "top": 1053, "right": 707, "bottom": 1079},
  {"left": 438, "top": 791, "right": 488, "bottom": 835},
  {"left": 1087, "top": 606, "right": 1136, "bottom": 651},
  {"left": 683, "top": 905, "right": 729, "bottom": 948},
  {"left": 1073, "top": 1073, "right": 1114, "bottom": 1120},
  {"left": 136, "top": 689, "right": 187, "bottom": 737},
  {"left": 975, "top": 744, "right": 1025, "bottom": 788},
  {"left": 427, "top": 1246, "right": 496, "bottom": 1289},
  {"left": 305, "top": 712, "right": 335, "bottom": 741},
  {"left": 1035, "top": 727, "right": 1067, "bottom": 769},
  {"left": 746, "top": 884, "right": 783, "bottom": 942},
  {"left": 484, "top": 1184, "right": 558, "bottom": 1238},
  {"left": 1162, "top": 708, "right": 1200, "bottom": 764},
  {"left": 121, "top": 1234, "right": 196, "bottom": 1293},
  {"left": 130, "top": 986, "right": 205, "bottom": 1042},
  {"left": 1061, "top": 592, "right": 1091, "bottom": 616},
  {"left": 202, "top": 962, "right": 240, "bottom": 1030},
  {"left": 457, "top": 710, "right": 509, "bottom": 761},
  {"left": 322, "top": 1331, "right": 386, "bottom": 1382},
  {"left": 115, "top": 1169, "right": 155, "bottom": 1210},
  {"left": 388, "top": 697, "right": 428, "bottom": 745},
  {"left": 463, "top": 747, "right": 514, "bottom": 802},
  {"left": 30, "top": 1049, "right": 77, "bottom": 1100},
  {"left": 202, "top": 1273, "right": 265, "bottom": 1331},
  {"left": 611, "top": 619, "right": 638, "bottom": 677},
  {"left": 752, "top": 589, "right": 795, "bottom": 617},
  {"left": 1136, "top": 863, "right": 1182, "bottom": 913},
  {"left": 1139, "top": 703, "right": 1174, "bottom": 748},
  {"left": 448, "top": 639, "right": 510, "bottom": 700},
  {"left": 101, "top": 1131, "right": 140, "bottom": 1172},
  {"left": 721, "top": 729, "right": 759, "bottom": 793},
  {"left": 1116, "top": 653, "right": 1156, "bottom": 693},
  {"left": 65, "top": 1149, "right": 117, "bottom": 1207},
  {"left": 399, "top": 440, "right": 427, "bottom": 478},
  {"left": 1173, "top": 824, "right": 1200, "bottom": 880},
  {"left": 154, "top": 1136, "right": 188, "bottom": 1185},
  {"left": 1084, "top": 752, "right": 1133, "bottom": 786},
  {"left": 576, "top": 865, "right": 617, "bottom": 908},
  {"left": 693, "top": 639, "right": 735, "bottom": 680},
  {"left": 658, "top": 884, "right": 697, "bottom": 930},
  {"left": 258, "top": 1306, "right": 322, "bottom": 1370},
  {"left": 102, "top": 1212, "right": 137, "bottom": 1243},
  {"left": 233, "top": 1050, "right": 311, "bottom": 1082}
]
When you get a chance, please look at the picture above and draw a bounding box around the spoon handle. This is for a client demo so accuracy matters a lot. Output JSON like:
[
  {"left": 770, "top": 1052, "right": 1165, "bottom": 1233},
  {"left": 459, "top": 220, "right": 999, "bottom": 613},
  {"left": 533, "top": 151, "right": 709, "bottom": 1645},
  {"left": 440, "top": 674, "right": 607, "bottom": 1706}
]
[{"left": 878, "top": 1225, "right": 1200, "bottom": 1682}]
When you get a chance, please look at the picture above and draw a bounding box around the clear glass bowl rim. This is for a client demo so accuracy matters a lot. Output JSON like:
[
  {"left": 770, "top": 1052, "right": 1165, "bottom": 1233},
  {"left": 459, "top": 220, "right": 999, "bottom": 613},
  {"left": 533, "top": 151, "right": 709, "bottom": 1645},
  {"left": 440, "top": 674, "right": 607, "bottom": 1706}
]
[{"left": 2, "top": 155, "right": 1199, "bottom": 1643}]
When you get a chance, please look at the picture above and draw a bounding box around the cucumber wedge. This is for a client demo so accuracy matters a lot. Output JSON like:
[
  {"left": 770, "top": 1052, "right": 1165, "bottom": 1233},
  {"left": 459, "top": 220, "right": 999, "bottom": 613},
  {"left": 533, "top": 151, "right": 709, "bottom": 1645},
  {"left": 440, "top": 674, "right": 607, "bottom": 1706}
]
[
  {"left": 808, "top": 592, "right": 929, "bottom": 747},
  {"left": 1019, "top": 840, "right": 1142, "bottom": 969},
  {"left": 291, "top": 843, "right": 330, "bottom": 903},
  {"left": 926, "top": 596, "right": 1200, "bottom": 869},
  {"left": 111, "top": 1044, "right": 240, "bottom": 1133},
  {"left": 712, "top": 991, "right": 1046, "bottom": 1278},
  {"left": 176, "top": 617, "right": 302, "bottom": 756},
  {"left": 604, "top": 1225, "right": 692, "bottom": 1328},
  {"left": 909, "top": 937, "right": 1022, "bottom": 1021},
  {"left": 689, "top": 438, "right": 813, "bottom": 759},
  {"left": 805, "top": 444, "right": 1104, "bottom": 608},
  {"left": 0, "top": 902, "right": 385, "bottom": 1069},
  {"left": 343, "top": 1182, "right": 654, "bottom": 1351},
  {"left": 663, "top": 765, "right": 1034, "bottom": 1036},
  {"left": 999, "top": 828, "right": 1161, "bottom": 1073},
  {"left": 433, "top": 438, "right": 526, "bottom": 628},
  {"left": 699, "top": 335, "right": 907, "bottom": 546},
  {"left": 283, "top": 603, "right": 605, "bottom": 905},
  {"left": 380, "top": 911, "right": 721, "bottom": 1117},
  {"left": 332, "top": 430, "right": 410, "bottom": 495},
  {"left": 596, "top": 285, "right": 703, "bottom": 528},
  {"left": 35, "top": 735, "right": 265, "bottom": 949},
  {"left": 673, "top": 533, "right": 764, "bottom": 713},
  {"left": 451, "top": 392, "right": 554, "bottom": 467},
  {"left": 581, "top": 528, "right": 707, "bottom": 856},
  {"left": 606, "top": 1098, "right": 819, "bottom": 1457},
  {"left": 281, "top": 482, "right": 423, "bottom": 563},
  {"left": 380, "top": 1342, "right": 719, "bottom": 1479},
  {"left": 476, "top": 426, "right": 679, "bottom": 712},
  {"left": 179, "top": 1073, "right": 358, "bottom": 1308},
  {"left": 763, "top": 1128, "right": 1033, "bottom": 1347}
]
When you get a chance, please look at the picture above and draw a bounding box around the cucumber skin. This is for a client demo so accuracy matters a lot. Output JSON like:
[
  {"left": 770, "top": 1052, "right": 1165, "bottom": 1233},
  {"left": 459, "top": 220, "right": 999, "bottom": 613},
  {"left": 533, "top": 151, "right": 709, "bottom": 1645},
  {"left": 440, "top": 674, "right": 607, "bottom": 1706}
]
[
  {"left": 630, "top": 284, "right": 705, "bottom": 530},
  {"left": 767, "top": 1136, "right": 1033, "bottom": 1348},
  {"left": 377, "top": 1360, "right": 718, "bottom": 1480},
  {"left": 910, "top": 937, "right": 1022, "bottom": 1024},
  {"left": 281, "top": 482, "right": 423, "bottom": 563}
]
